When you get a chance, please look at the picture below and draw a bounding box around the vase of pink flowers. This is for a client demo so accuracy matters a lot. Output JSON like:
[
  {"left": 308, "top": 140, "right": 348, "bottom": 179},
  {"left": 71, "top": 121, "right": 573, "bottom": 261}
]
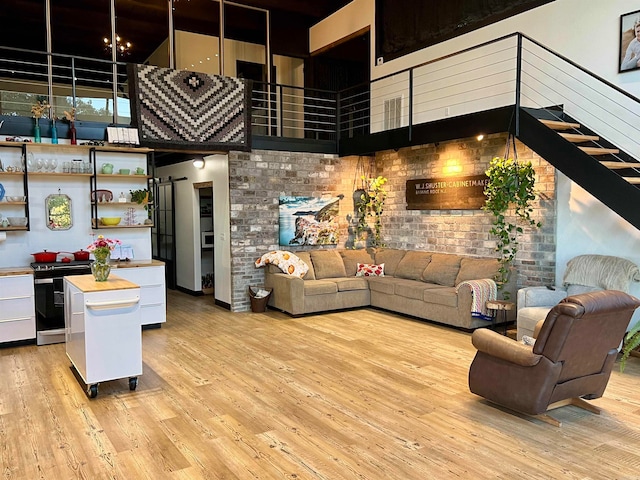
[{"left": 87, "top": 235, "right": 121, "bottom": 281}]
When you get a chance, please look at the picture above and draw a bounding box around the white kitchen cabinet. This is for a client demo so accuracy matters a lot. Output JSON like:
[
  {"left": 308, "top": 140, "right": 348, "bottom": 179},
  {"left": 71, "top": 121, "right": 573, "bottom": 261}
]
[
  {"left": 65, "top": 274, "right": 141, "bottom": 398},
  {"left": 113, "top": 265, "right": 166, "bottom": 326},
  {"left": 0, "top": 274, "right": 35, "bottom": 343}
]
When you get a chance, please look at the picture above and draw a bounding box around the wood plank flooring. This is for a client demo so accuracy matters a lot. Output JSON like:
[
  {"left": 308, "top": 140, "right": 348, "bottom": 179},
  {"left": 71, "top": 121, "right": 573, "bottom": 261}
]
[{"left": 2, "top": 289, "right": 640, "bottom": 479}]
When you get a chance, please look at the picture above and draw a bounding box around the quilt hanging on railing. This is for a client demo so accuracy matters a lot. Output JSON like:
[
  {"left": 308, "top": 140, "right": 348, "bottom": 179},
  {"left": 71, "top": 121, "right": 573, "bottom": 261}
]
[{"left": 128, "top": 64, "right": 251, "bottom": 151}]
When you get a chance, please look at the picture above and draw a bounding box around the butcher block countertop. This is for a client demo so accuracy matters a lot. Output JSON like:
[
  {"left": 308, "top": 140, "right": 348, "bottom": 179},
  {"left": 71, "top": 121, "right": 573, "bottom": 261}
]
[
  {"left": 65, "top": 274, "right": 139, "bottom": 293},
  {"left": 0, "top": 266, "right": 33, "bottom": 276},
  {"left": 0, "top": 259, "right": 164, "bottom": 277},
  {"left": 111, "top": 259, "right": 165, "bottom": 269}
]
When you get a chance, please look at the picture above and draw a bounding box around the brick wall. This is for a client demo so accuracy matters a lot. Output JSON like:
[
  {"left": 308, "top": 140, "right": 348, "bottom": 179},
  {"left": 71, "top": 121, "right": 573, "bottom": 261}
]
[{"left": 228, "top": 133, "right": 556, "bottom": 311}]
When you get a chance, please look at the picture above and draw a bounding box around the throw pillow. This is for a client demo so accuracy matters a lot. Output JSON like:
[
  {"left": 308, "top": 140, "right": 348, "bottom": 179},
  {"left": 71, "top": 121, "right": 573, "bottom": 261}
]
[
  {"left": 356, "top": 263, "right": 385, "bottom": 277},
  {"left": 255, "top": 250, "right": 309, "bottom": 278}
]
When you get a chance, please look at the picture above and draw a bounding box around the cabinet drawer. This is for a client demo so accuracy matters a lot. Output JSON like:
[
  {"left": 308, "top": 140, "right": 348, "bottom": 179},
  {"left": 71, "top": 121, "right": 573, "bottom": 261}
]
[
  {"left": 140, "top": 284, "right": 165, "bottom": 306},
  {"left": 0, "top": 317, "right": 35, "bottom": 343},
  {"left": 0, "top": 275, "right": 34, "bottom": 298},
  {"left": 141, "top": 303, "right": 166, "bottom": 325},
  {"left": 0, "top": 297, "right": 34, "bottom": 322}
]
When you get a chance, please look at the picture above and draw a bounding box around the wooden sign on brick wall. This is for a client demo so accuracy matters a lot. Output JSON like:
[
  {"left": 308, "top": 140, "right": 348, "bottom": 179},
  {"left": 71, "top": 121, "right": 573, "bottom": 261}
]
[{"left": 406, "top": 175, "right": 489, "bottom": 210}]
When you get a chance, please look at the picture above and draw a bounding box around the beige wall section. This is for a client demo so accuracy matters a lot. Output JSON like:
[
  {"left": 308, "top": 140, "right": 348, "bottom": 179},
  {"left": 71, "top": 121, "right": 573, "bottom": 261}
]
[{"left": 309, "top": 0, "right": 374, "bottom": 54}]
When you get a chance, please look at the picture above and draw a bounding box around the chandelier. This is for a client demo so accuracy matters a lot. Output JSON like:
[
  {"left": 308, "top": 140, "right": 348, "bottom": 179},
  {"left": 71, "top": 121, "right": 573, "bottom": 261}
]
[{"left": 103, "top": 34, "right": 132, "bottom": 56}]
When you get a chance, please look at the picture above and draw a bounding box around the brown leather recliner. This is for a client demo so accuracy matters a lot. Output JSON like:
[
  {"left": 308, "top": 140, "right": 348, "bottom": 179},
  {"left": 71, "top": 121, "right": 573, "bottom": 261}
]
[{"left": 468, "top": 290, "right": 640, "bottom": 426}]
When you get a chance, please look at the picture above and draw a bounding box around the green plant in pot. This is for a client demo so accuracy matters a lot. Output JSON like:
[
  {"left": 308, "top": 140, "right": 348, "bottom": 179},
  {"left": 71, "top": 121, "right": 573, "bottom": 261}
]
[
  {"left": 620, "top": 322, "right": 640, "bottom": 372},
  {"left": 129, "top": 188, "right": 151, "bottom": 210},
  {"left": 483, "top": 156, "right": 540, "bottom": 299},
  {"left": 354, "top": 175, "right": 388, "bottom": 248}
]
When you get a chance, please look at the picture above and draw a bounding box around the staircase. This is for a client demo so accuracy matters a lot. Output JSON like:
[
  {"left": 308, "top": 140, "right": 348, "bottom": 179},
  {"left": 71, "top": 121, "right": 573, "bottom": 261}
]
[{"left": 517, "top": 107, "right": 640, "bottom": 230}]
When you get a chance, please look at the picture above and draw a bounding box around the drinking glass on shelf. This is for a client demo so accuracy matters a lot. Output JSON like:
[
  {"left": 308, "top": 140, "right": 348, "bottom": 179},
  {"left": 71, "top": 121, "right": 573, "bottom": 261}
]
[
  {"left": 50, "top": 158, "right": 58, "bottom": 172},
  {"left": 36, "top": 158, "right": 44, "bottom": 172}
]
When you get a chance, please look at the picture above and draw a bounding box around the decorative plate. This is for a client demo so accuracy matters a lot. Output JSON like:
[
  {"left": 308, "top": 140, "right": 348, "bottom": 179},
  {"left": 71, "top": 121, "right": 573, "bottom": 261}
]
[
  {"left": 0, "top": 183, "right": 4, "bottom": 202},
  {"left": 91, "top": 189, "right": 113, "bottom": 203}
]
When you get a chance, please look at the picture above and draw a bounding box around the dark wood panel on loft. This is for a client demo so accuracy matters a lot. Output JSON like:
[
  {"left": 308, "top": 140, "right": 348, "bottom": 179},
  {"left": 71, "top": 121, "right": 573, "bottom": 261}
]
[{"left": 375, "top": 0, "right": 554, "bottom": 62}]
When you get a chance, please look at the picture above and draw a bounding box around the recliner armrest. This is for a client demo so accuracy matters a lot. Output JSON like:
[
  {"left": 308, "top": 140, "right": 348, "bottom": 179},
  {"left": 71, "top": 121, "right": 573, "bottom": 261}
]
[
  {"left": 517, "top": 286, "right": 567, "bottom": 310},
  {"left": 471, "top": 329, "right": 542, "bottom": 367}
]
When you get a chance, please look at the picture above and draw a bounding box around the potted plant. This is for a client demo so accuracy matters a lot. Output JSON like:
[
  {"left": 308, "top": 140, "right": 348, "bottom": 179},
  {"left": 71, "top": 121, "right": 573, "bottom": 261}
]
[
  {"left": 354, "top": 175, "right": 388, "bottom": 248},
  {"left": 620, "top": 323, "right": 640, "bottom": 372},
  {"left": 483, "top": 156, "right": 540, "bottom": 298},
  {"left": 129, "top": 188, "right": 151, "bottom": 209}
]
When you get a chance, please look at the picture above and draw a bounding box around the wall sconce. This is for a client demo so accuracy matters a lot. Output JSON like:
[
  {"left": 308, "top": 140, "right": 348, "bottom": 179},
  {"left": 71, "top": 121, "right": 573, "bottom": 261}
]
[
  {"left": 443, "top": 159, "right": 462, "bottom": 175},
  {"left": 193, "top": 157, "right": 205, "bottom": 169},
  {"left": 476, "top": 134, "right": 484, "bottom": 141}
]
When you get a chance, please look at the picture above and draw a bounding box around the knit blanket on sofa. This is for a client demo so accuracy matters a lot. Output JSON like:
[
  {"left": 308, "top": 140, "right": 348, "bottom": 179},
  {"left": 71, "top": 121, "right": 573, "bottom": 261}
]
[
  {"left": 456, "top": 279, "right": 497, "bottom": 321},
  {"left": 563, "top": 254, "right": 640, "bottom": 292}
]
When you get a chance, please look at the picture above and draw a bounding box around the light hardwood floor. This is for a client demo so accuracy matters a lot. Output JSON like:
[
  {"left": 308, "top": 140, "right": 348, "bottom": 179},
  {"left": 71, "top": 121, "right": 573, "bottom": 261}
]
[{"left": 2, "top": 290, "right": 640, "bottom": 479}]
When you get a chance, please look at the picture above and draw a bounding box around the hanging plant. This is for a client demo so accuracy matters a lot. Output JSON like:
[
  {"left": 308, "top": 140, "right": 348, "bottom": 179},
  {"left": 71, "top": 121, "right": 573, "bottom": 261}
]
[
  {"left": 355, "top": 175, "right": 388, "bottom": 248},
  {"left": 483, "top": 156, "right": 541, "bottom": 297}
]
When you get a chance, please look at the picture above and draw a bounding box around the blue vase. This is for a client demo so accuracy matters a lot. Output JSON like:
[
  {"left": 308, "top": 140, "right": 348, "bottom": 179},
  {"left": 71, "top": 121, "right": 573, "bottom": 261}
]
[{"left": 51, "top": 123, "right": 58, "bottom": 144}]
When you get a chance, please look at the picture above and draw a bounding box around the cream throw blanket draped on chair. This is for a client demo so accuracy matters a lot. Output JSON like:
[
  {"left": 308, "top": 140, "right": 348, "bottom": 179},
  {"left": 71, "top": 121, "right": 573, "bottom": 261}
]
[{"left": 563, "top": 254, "right": 640, "bottom": 292}]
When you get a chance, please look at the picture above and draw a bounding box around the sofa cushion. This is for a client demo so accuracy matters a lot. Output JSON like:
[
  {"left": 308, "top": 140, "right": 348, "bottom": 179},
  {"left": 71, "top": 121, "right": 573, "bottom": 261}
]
[
  {"left": 423, "top": 286, "right": 458, "bottom": 307},
  {"left": 393, "top": 278, "right": 436, "bottom": 300},
  {"left": 310, "top": 250, "right": 347, "bottom": 279},
  {"left": 367, "top": 276, "right": 395, "bottom": 295},
  {"left": 455, "top": 257, "right": 500, "bottom": 285},
  {"left": 340, "top": 249, "right": 375, "bottom": 276},
  {"left": 304, "top": 280, "right": 339, "bottom": 296},
  {"left": 374, "top": 249, "right": 406, "bottom": 277},
  {"left": 335, "top": 277, "right": 370, "bottom": 292},
  {"left": 294, "top": 251, "right": 315, "bottom": 280},
  {"left": 395, "top": 251, "right": 432, "bottom": 280},
  {"left": 422, "top": 253, "right": 462, "bottom": 286}
]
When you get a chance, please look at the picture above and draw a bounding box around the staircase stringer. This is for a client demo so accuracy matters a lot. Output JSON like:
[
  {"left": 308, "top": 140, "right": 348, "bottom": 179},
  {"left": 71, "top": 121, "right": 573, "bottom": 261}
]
[{"left": 517, "top": 108, "right": 640, "bottom": 231}]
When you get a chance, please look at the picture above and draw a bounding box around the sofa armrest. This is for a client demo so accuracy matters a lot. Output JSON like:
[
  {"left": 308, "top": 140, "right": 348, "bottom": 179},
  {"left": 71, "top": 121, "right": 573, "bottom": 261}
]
[
  {"left": 264, "top": 271, "right": 305, "bottom": 315},
  {"left": 471, "top": 328, "right": 542, "bottom": 367},
  {"left": 517, "top": 286, "right": 567, "bottom": 310}
]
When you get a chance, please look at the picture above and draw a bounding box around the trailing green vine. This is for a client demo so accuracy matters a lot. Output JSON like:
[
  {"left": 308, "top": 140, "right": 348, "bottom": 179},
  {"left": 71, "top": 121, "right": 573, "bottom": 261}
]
[
  {"left": 355, "top": 175, "right": 388, "bottom": 247},
  {"left": 483, "top": 156, "right": 541, "bottom": 296}
]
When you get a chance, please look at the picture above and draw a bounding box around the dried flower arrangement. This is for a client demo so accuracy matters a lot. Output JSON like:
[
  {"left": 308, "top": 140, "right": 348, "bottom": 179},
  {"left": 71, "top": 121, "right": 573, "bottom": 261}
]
[
  {"left": 63, "top": 108, "right": 76, "bottom": 122},
  {"left": 31, "top": 100, "right": 50, "bottom": 123}
]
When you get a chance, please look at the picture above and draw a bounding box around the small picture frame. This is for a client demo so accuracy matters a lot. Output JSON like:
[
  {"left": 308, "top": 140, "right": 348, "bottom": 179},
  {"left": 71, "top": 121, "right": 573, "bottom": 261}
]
[{"left": 619, "top": 10, "right": 640, "bottom": 73}]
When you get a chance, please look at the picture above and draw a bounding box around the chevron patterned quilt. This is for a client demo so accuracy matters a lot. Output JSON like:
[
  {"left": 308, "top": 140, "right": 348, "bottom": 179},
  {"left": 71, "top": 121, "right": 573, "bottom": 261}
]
[{"left": 128, "top": 64, "right": 251, "bottom": 151}]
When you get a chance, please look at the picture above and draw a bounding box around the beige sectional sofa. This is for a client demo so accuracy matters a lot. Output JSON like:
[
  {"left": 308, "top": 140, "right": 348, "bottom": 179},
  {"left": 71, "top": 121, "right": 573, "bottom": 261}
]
[{"left": 263, "top": 248, "right": 516, "bottom": 330}]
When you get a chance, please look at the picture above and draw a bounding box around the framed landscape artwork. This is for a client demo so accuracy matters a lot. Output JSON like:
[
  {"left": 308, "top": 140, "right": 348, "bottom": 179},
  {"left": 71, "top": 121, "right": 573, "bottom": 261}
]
[
  {"left": 278, "top": 195, "right": 341, "bottom": 246},
  {"left": 620, "top": 10, "right": 640, "bottom": 73}
]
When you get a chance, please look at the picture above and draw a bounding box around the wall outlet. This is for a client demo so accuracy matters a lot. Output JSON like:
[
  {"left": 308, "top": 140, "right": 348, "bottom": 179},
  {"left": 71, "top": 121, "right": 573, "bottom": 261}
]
[{"left": 376, "top": 57, "right": 384, "bottom": 66}]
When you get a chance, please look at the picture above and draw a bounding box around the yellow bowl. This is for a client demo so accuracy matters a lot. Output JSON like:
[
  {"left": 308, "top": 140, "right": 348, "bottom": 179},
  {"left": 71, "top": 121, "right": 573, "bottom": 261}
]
[{"left": 100, "top": 217, "right": 121, "bottom": 226}]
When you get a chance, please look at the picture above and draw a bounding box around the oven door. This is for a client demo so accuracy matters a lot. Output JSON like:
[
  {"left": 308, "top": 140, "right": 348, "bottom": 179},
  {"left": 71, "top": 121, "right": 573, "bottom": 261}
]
[{"left": 34, "top": 277, "right": 66, "bottom": 345}]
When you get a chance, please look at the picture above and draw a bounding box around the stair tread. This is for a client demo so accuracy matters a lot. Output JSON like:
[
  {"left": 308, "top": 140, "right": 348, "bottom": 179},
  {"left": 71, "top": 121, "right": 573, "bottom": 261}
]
[
  {"left": 539, "top": 118, "right": 581, "bottom": 130},
  {"left": 559, "top": 133, "right": 600, "bottom": 143},
  {"left": 579, "top": 146, "right": 619, "bottom": 155},
  {"left": 623, "top": 177, "right": 640, "bottom": 184},
  {"left": 601, "top": 161, "right": 640, "bottom": 169}
]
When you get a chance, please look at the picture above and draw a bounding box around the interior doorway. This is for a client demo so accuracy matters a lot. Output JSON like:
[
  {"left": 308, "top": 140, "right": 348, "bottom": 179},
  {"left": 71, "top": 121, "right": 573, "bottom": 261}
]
[
  {"left": 194, "top": 182, "right": 214, "bottom": 297},
  {"left": 153, "top": 180, "right": 177, "bottom": 289}
]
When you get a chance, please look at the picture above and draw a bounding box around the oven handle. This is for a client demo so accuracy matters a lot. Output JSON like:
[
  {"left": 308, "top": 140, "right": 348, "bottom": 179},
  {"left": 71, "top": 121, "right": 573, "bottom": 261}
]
[
  {"left": 86, "top": 296, "right": 140, "bottom": 311},
  {"left": 34, "top": 278, "right": 54, "bottom": 285}
]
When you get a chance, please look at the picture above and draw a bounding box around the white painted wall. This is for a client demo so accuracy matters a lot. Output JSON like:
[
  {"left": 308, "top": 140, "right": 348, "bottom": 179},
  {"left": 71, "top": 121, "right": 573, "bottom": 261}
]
[{"left": 156, "top": 155, "right": 230, "bottom": 305}]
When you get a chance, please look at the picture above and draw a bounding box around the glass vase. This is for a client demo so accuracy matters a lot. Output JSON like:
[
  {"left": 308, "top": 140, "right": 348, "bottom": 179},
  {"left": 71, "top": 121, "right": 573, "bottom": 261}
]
[
  {"left": 51, "top": 122, "right": 58, "bottom": 144},
  {"left": 91, "top": 251, "right": 111, "bottom": 281},
  {"left": 34, "top": 123, "right": 41, "bottom": 143},
  {"left": 69, "top": 121, "right": 77, "bottom": 145}
]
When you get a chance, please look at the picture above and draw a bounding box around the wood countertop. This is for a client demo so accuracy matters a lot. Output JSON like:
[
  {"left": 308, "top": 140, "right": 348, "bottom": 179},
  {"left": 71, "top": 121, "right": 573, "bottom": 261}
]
[
  {"left": 65, "top": 274, "right": 139, "bottom": 293},
  {"left": 0, "top": 259, "right": 164, "bottom": 277},
  {"left": 110, "top": 259, "right": 165, "bottom": 269},
  {"left": 0, "top": 266, "right": 34, "bottom": 276}
]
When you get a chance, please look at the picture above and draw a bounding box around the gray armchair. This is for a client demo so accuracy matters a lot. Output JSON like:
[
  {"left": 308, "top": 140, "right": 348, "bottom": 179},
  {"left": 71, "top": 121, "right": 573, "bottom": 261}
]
[{"left": 517, "top": 254, "right": 640, "bottom": 340}]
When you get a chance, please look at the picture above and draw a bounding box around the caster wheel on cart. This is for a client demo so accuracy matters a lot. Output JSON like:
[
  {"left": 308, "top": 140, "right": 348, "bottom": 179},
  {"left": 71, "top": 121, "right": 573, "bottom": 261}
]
[
  {"left": 129, "top": 377, "right": 138, "bottom": 391},
  {"left": 88, "top": 384, "right": 98, "bottom": 398}
]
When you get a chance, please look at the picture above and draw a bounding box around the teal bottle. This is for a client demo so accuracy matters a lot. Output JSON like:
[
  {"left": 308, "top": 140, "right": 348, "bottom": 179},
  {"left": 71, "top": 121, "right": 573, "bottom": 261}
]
[
  {"left": 51, "top": 120, "right": 58, "bottom": 144},
  {"left": 33, "top": 122, "right": 41, "bottom": 143}
]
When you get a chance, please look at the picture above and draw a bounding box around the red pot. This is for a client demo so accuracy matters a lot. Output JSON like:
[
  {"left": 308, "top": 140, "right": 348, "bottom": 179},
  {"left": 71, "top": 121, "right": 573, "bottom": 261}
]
[
  {"left": 31, "top": 250, "right": 59, "bottom": 263},
  {"left": 73, "top": 249, "right": 90, "bottom": 261}
]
